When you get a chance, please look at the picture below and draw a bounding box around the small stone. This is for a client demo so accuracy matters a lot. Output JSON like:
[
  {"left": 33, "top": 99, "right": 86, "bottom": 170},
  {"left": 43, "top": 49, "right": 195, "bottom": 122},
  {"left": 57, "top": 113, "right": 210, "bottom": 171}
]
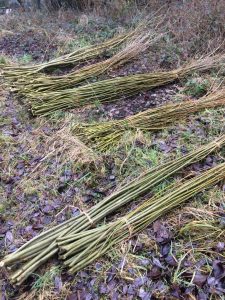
[{"left": 109, "top": 175, "right": 115, "bottom": 180}]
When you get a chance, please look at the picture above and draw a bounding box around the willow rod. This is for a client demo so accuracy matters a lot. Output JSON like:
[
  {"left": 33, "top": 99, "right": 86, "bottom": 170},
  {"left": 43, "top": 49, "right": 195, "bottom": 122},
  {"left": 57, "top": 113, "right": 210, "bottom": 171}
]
[
  {"left": 72, "top": 89, "right": 225, "bottom": 151},
  {"left": 2, "top": 18, "right": 156, "bottom": 83},
  {"left": 2, "top": 28, "right": 138, "bottom": 82},
  {"left": 30, "top": 54, "right": 225, "bottom": 115},
  {"left": 17, "top": 30, "right": 159, "bottom": 94},
  {"left": 1, "top": 136, "right": 225, "bottom": 284},
  {"left": 60, "top": 162, "right": 225, "bottom": 274}
]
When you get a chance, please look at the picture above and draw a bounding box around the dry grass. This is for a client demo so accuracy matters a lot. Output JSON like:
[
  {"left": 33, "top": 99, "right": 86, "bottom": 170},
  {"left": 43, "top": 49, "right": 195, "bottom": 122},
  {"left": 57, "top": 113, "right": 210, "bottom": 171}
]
[
  {"left": 165, "top": 0, "right": 225, "bottom": 55},
  {"left": 92, "top": 0, "right": 225, "bottom": 54},
  {"left": 44, "top": 121, "right": 99, "bottom": 166},
  {"left": 17, "top": 277, "right": 72, "bottom": 300},
  {"left": 0, "top": 2, "right": 225, "bottom": 298}
]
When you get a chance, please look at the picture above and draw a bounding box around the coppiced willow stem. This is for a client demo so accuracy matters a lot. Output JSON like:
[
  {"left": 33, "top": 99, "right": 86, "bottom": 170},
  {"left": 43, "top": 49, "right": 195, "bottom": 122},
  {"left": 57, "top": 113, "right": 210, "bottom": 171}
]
[
  {"left": 2, "top": 30, "right": 133, "bottom": 81},
  {"left": 14, "top": 30, "right": 160, "bottom": 94},
  {"left": 2, "top": 19, "right": 154, "bottom": 82},
  {"left": 30, "top": 54, "right": 225, "bottom": 115},
  {"left": 1, "top": 136, "right": 225, "bottom": 284},
  {"left": 60, "top": 162, "right": 225, "bottom": 274},
  {"left": 73, "top": 89, "right": 225, "bottom": 151}
]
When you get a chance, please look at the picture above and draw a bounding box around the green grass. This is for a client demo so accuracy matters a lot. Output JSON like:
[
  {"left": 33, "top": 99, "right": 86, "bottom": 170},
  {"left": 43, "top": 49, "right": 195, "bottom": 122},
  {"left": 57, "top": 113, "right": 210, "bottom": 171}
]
[
  {"left": 0, "top": 202, "right": 6, "bottom": 214},
  {"left": 18, "top": 54, "right": 33, "bottom": 64},
  {"left": 0, "top": 115, "right": 11, "bottom": 126},
  {"left": 65, "top": 37, "right": 92, "bottom": 53},
  {"left": 0, "top": 55, "right": 8, "bottom": 65},
  {"left": 184, "top": 77, "right": 210, "bottom": 97},
  {"left": 0, "top": 134, "right": 14, "bottom": 145},
  {"left": 114, "top": 141, "right": 163, "bottom": 180},
  {"left": 32, "top": 266, "right": 61, "bottom": 291}
]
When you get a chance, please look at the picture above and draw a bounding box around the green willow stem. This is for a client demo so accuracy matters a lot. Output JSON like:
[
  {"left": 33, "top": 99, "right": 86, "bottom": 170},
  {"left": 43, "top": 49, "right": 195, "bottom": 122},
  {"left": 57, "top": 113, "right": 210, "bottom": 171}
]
[
  {"left": 73, "top": 89, "right": 225, "bottom": 151},
  {"left": 60, "top": 162, "right": 225, "bottom": 274},
  {"left": 1, "top": 136, "right": 225, "bottom": 284},
  {"left": 2, "top": 33, "right": 130, "bottom": 81},
  {"left": 15, "top": 31, "right": 159, "bottom": 94},
  {"left": 29, "top": 54, "right": 225, "bottom": 115}
]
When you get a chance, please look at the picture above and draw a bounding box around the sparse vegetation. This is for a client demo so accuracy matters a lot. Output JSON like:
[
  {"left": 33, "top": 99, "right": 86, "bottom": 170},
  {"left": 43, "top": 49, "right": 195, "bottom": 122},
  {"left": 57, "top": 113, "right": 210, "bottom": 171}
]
[
  {"left": 0, "top": 55, "right": 7, "bottom": 65},
  {"left": 0, "top": 1, "right": 225, "bottom": 299}
]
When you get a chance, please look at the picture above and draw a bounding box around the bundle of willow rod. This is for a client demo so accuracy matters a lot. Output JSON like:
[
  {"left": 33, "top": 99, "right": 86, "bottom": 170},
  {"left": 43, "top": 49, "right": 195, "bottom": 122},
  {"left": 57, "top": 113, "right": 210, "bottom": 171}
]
[
  {"left": 30, "top": 53, "right": 225, "bottom": 115},
  {"left": 2, "top": 31, "right": 133, "bottom": 83},
  {"left": 2, "top": 19, "right": 155, "bottom": 83},
  {"left": 17, "top": 30, "right": 158, "bottom": 94},
  {"left": 1, "top": 136, "right": 225, "bottom": 284},
  {"left": 58, "top": 161, "right": 225, "bottom": 274},
  {"left": 73, "top": 89, "right": 225, "bottom": 151}
]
